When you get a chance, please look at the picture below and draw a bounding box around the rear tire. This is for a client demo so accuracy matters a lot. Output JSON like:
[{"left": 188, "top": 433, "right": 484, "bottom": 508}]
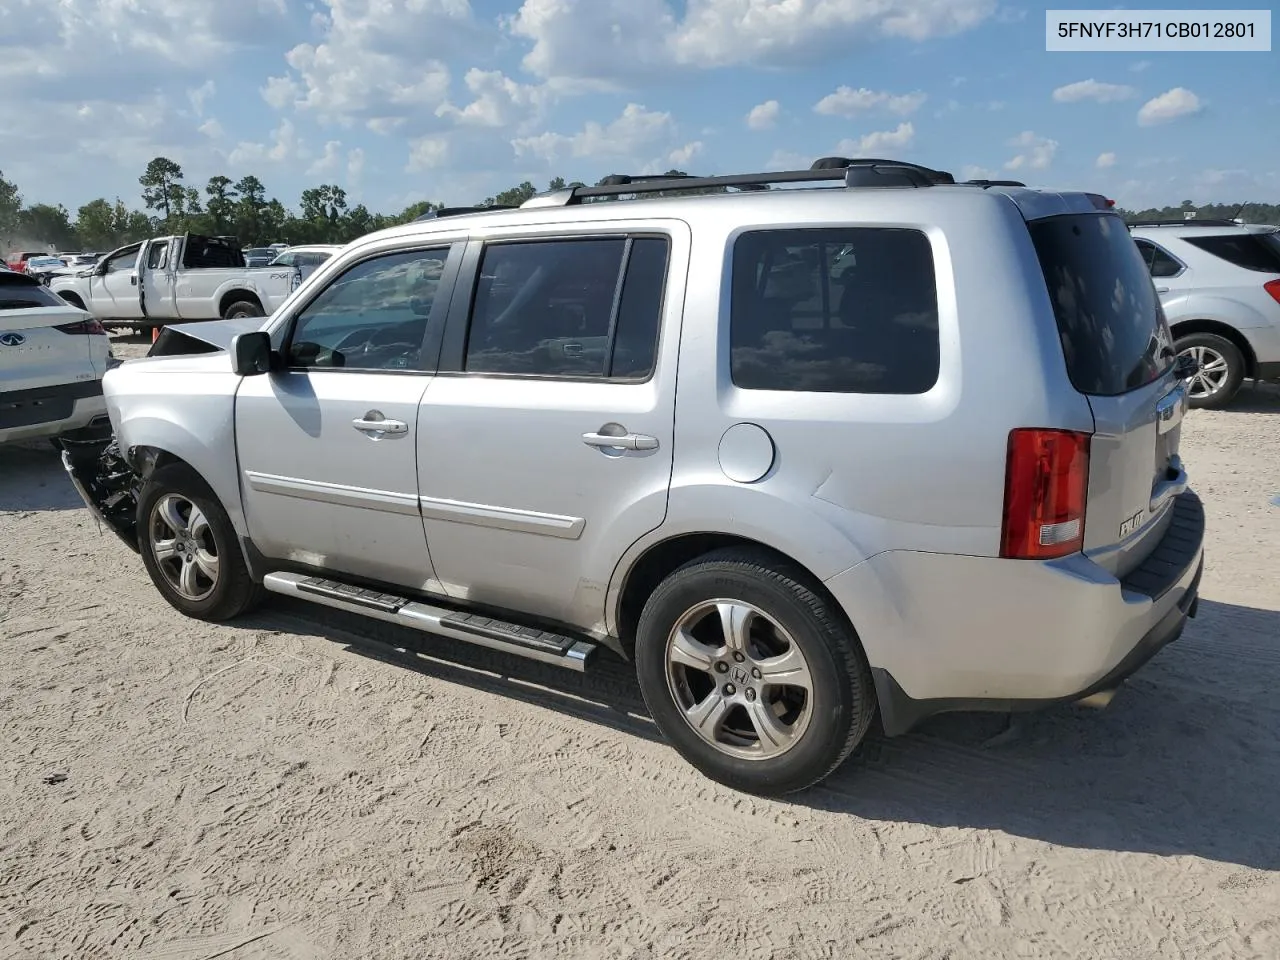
[
  {"left": 222, "top": 299, "right": 264, "bottom": 320},
  {"left": 136, "top": 464, "right": 265, "bottom": 621},
  {"left": 1176, "top": 332, "right": 1245, "bottom": 409},
  {"left": 634, "top": 548, "right": 876, "bottom": 797}
]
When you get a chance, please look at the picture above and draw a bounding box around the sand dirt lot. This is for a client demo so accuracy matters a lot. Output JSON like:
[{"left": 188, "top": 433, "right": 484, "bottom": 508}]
[{"left": 2, "top": 336, "right": 1279, "bottom": 959}]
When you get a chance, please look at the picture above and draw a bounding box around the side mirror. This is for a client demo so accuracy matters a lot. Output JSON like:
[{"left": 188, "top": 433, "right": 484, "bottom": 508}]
[{"left": 230, "top": 331, "right": 272, "bottom": 377}]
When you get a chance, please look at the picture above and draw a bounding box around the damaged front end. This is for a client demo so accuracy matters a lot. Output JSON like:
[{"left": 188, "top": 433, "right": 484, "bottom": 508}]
[{"left": 60, "top": 436, "right": 141, "bottom": 551}]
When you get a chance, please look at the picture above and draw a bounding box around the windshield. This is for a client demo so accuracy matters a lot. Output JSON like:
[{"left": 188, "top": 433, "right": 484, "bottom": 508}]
[{"left": 1029, "top": 212, "right": 1175, "bottom": 396}]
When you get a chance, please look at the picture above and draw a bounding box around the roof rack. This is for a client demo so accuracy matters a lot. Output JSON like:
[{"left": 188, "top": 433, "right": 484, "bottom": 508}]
[
  {"left": 964, "top": 179, "right": 1027, "bottom": 188},
  {"left": 1126, "top": 218, "right": 1241, "bottom": 227},
  {"left": 413, "top": 204, "right": 517, "bottom": 222},
  {"left": 520, "top": 158, "right": 956, "bottom": 208}
]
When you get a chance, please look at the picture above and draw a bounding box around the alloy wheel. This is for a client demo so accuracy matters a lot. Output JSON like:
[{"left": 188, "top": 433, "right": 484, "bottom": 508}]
[{"left": 149, "top": 494, "right": 220, "bottom": 601}]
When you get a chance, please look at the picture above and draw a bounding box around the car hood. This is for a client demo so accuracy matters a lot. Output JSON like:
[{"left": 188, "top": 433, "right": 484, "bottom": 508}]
[{"left": 163, "top": 315, "right": 270, "bottom": 351}]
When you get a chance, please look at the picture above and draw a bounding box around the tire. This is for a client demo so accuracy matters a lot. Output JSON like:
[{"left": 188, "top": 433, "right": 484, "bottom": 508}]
[
  {"left": 1177, "top": 332, "right": 1245, "bottom": 410},
  {"left": 222, "top": 299, "right": 264, "bottom": 320},
  {"left": 136, "top": 464, "right": 265, "bottom": 621},
  {"left": 634, "top": 548, "right": 876, "bottom": 796}
]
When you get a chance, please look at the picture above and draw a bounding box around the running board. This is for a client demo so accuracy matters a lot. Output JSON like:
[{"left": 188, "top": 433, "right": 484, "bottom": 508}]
[{"left": 262, "top": 572, "right": 596, "bottom": 672}]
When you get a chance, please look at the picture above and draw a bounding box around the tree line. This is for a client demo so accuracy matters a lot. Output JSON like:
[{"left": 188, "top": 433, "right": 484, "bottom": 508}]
[{"left": 3, "top": 157, "right": 1277, "bottom": 255}]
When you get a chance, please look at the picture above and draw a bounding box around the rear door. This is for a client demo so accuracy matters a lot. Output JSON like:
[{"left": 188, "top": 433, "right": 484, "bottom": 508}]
[
  {"left": 416, "top": 225, "right": 684, "bottom": 625},
  {"left": 138, "top": 238, "right": 178, "bottom": 319},
  {"left": 1028, "top": 212, "right": 1185, "bottom": 577}
]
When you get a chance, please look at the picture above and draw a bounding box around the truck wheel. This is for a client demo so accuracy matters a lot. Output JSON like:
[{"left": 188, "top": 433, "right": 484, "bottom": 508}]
[
  {"left": 634, "top": 548, "right": 876, "bottom": 797},
  {"left": 137, "top": 464, "right": 265, "bottom": 622},
  {"left": 223, "top": 299, "right": 264, "bottom": 320},
  {"left": 1177, "top": 332, "right": 1245, "bottom": 409}
]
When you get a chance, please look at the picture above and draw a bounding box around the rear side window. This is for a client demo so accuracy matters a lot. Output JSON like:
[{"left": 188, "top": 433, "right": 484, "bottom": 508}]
[
  {"left": 1183, "top": 232, "right": 1280, "bottom": 273},
  {"left": 1029, "top": 213, "right": 1175, "bottom": 396},
  {"left": 730, "top": 227, "right": 939, "bottom": 394},
  {"left": 464, "top": 236, "right": 668, "bottom": 379},
  {"left": 1133, "top": 238, "right": 1183, "bottom": 278},
  {"left": 0, "top": 276, "right": 65, "bottom": 309}
]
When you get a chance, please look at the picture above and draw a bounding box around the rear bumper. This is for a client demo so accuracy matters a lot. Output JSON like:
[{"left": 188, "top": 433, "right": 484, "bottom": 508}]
[
  {"left": 0, "top": 379, "right": 107, "bottom": 444},
  {"left": 825, "top": 491, "right": 1206, "bottom": 735}
]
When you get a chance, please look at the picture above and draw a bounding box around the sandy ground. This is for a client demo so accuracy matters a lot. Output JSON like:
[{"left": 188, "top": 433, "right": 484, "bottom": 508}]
[{"left": 2, "top": 335, "right": 1278, "bottom": 959}]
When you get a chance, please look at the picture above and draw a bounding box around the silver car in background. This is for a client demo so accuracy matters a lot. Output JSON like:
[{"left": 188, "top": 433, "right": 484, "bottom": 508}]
[
  {"left": 1130, "top": 220, "right": 1280, "bottom": 408},
  {"left": 62, "top": 159, "right": 1204, "bottom": 796}
]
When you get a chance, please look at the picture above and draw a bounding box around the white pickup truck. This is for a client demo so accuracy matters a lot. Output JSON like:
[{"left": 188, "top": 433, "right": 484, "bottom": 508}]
[{"left": 50, "top": 233, "right": 301, "bottom": 331}]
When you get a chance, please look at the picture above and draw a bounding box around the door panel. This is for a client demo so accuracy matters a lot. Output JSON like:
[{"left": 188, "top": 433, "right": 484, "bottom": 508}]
[
  {"left": 418, "top": 229, "right": 685, "bottom": 627},
  {"left": 94, "top": 246, "right": 144, "bottom": 320},
  {"left": 235, "top": 243, "right": 460, "bottom": 591},
  {"left": 236, "top": 370, "right": 438, "bottom": 590}
]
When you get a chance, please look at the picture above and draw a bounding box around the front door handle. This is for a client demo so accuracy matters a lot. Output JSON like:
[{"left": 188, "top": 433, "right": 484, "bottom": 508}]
[
  {"left": 352, "top": 412, "right": 408, "bottom": 438},
  {"left": 1155, "top": 286, "right": 1169, "bottom": 294},
  {"left": 582, "top": 430, "right": 658, "bottom": 451}
]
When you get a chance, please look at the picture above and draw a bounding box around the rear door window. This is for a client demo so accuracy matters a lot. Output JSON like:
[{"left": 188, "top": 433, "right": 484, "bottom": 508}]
[
  {"left": 729, "top": 227, "right": 939, "bottom": 394},
  {"left": 1183, "top": 232, "right": 1280, "bottom": 273},
  {"left": 1029, "top": 213, "right": 1175, "bottom": 396},
  {"left": 1133, "top": 238, "right": 1183, "bottom": 278}
]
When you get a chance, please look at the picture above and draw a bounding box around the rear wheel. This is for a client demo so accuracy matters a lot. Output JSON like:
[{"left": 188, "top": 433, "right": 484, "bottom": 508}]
[
  {"left": 222, "top": 299, "right": 264, "bottom": 320},
  {"left": 136, "top": 464, "right": 265, "bottom": 621},
  {"left": 1177, "top": 332, "right": 1245, "bottom": 409},
  {"left": 634, "top": 549, "right": 876, "bottom": 796}
]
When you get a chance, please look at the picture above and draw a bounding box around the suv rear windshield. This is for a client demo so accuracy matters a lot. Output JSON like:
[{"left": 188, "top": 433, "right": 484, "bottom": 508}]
[
  {"left": 1028, "top": 213, "right": 1174, "bottom": 396},
  {"left": 0, "top": 274, "right": 67, "bottom": 309},
  {"left": 1183, "top": 231, "right": 1280, "bottom": 274}
]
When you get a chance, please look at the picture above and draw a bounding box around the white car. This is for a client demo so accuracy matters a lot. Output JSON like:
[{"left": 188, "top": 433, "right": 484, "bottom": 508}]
[
  {"left": 1, "top": 267, "right": 113, "bottom": 445},
  {"left": 269, "top": 244, "right": 344, "bottom": 281},
  {"left": 1130, "top": 220, "right": 1280, "bottom": 408}
]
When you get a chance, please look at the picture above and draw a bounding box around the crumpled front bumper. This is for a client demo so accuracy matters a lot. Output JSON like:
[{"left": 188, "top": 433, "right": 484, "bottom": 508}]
[{"left": 61, "top": 437, "right": 140, "bottom": 551}]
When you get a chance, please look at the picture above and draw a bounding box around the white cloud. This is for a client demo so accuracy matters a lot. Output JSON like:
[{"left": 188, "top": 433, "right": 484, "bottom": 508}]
[
  {"left": 1052, "top": 79, "right": 1138, "bottom": 103},
  {"left": 406, "top": 137, "right": 450, "bottom": 172},
  {"left": 835, "top": 122, "right": 915, "bottom": 156},
  {"left": 1096, "top": 151, "right": 1117, "bottom": 169},
  {"left": 347, "top": 148, "right": 366, "bottom": 185},
  {"left": 197, "top": 118, "right": 225, "bottom": 140},
  {"left": 227, "top": 119, "right": 305, "bottom": 168},
  {"left": 436, "top": 68, "right": 552, "bottom": 129},
  {"left": 308, "top": 140, "right": 344, "bottom": 177},
  {"left": 1138, "top": 87, "right": 1202, "bottom": 126},
  {"left": 746, "top": 100, "right": 780, "bottom": 131},
  {"left": 962, "top": 164, "right": 993, "bottom": 180},
  {"left": 765, "top": 149, "right": 810, "bottom": 171},
  {"left": 814, "top": 86, "right": 926, "bottom": 118},
  {"left": 187, "top": 80, "right": 216, "bottom": 116},
  {"left": 668, "top": 141, "right": 703, "bottom": 166},
  {"left": 1004, "top": 131, "right": 1057, "bottom": 171},
  {"left": 511, "top": 103, "right": 676, "bottom": 163},
  {"left": 1130, "top": 60, "right": 1152, "bottom": 72},
  {"left": 506, "top": 0, "right": 996, "bottom": 82}
]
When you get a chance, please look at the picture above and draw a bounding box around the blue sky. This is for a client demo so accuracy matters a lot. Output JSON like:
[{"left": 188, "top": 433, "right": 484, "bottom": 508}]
[{"left": 1, "top": 0, "right": 1275, "bottom": 216}]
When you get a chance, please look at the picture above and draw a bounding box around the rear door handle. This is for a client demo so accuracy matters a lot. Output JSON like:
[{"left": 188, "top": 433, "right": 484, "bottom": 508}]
[
  {"left": 352, "top": 413, "right": 408, "bottom": 437},
  {"left": 582, "top": 431, "right": 659, "bottom": 451},
  {"left": 1155, "top": 286, "right": 1169, "bottom": 293}
]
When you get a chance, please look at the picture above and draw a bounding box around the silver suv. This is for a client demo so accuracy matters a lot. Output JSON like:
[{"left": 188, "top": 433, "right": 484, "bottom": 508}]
[
  {"left": 1130, "top": 220, "right": 1280, "bottom": 408},
  {"left": 63, "top": 160, "right": 1205, "bottom": 796}
]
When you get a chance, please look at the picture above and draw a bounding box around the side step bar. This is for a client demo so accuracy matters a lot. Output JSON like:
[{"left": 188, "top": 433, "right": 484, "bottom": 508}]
[{"left": 262, "top": 572, "right": 596, "bottom": 672}]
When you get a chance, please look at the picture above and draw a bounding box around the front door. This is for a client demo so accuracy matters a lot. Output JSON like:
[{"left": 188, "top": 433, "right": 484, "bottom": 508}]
[
  {"left": 92, "top": 244, "right": 145, "bottom": 320},
  {"left": 417, "top": 227, "right": 685, "bottom": 626},
  {"left": 235, "top": 244, "right": 458, "bottom": 591}
]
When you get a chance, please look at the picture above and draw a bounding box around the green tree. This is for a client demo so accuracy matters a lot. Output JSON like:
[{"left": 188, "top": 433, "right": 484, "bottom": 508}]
[
  {"left": 394, "top": 200, "right": 440, "bottom": 224},
  {"left": 18, "top": 203, "right": 76, "bottom": 250},
  {"left": 205, "top": 175, "right": 237, "bottom": 234},
  {"left": 139, "top": 157, "right": 186, "bottom": 222},
  {"left": 232, "top": 175, "right": 268, "bottom": 244},
  {"left": 0, "top": 169, "right": 21, "bottom": 246},
  {"left": 486, "top": 181, "right": 537, "bottom": 207}
]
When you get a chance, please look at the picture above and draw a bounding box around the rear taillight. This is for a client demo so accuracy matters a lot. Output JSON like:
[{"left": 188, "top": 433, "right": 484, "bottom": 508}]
[
  {"left": 1265, "top": 279, "right": 1280, "bottom": 305},
  {"left": 54, "top": 318, "right": 106, "bottom": 336},
  {"left": 1000, "top": 428, "right": 1092, "bottom": 560}
]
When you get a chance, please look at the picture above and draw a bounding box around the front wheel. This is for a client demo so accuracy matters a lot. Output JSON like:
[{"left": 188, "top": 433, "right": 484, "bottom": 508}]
[
  {"left": 136, "top": 464, "right": 265, "bottom": 621},
  {"left": 634, "top": 549, "right": 876, "bottom": 796},
  {"left": 1177, "top": 332, "right": 1245, "bottom": 409}
]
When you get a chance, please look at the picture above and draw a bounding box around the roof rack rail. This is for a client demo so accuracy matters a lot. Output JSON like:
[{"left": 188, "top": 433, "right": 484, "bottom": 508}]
[
  {"left": 519, "top": 158, "right": 955, "bottom": 209},
  {"left": 964, "top": 179, "right": 1026, "bottom": 188},
  {"left": 413, "top": 204, "right": 516, "bottom": 222},
  {"left": 1125, "top": 218, "right": 1241, "bottom": 227}
]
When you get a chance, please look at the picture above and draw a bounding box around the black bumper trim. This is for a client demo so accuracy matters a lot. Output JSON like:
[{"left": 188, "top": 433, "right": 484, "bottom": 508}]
[
  {"left": 1120, "top": 491, "right": 1204, "bottom": 602},
  {"left": 874, "top": 553, "right": 1204, "bottom": 737},
  {"left": 1252, "top": 360, "right": 1280, "bottom": 382},
  {"left": 0, "top": 379, "right": 103, "bottom": 430}
]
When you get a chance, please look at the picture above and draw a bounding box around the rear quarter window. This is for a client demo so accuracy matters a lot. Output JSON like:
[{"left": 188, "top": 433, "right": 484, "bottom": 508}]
[
  {"left": 1029, "top": 213, "right": 1175, "bottom": 396},
  {"left": 1183, "top": 232, "right": 1280, "bottom": 273},
  {"left": 729, "top": 227, "right": 939, "bottom": 394},
  {"left": 0, "top": 277, "right": 66, "bottom": 309}
]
